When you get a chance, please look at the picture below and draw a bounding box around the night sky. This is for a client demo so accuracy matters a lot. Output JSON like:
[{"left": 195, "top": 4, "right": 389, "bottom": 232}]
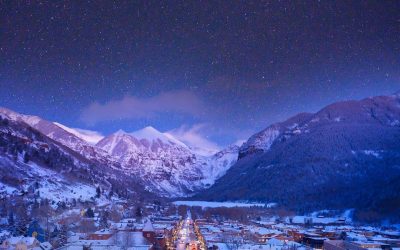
[{"left": 1, "top": 1, "right": 399, "bottom": 148}]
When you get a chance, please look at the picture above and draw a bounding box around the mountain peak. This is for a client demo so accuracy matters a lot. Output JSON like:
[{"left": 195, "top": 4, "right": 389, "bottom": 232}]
[
  {"left": 0, "top": 107, "right": 18, "bottom": 120},
  {"left": 131, "top": 126, "right": 164, "bottom": 140},
  {"left": 130, "top": 126, "right": 190, "bottom": 148},
  {"left": 136, "top": 126, "right": 163, "bottom": 136},
  {"left": 0, "top": 107, "right": 42, "bottom": 127},
  {"left": 113, "top": 129, "right": 127, "bottom": 136},
  {"left": 143, "top": 126, "right": 159, "bottom": 132}
]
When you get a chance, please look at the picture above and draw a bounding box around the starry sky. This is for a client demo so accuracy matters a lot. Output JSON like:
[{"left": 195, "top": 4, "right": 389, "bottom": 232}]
[{"left": 1, "top": 1, "right": 399, "bottom": 148}]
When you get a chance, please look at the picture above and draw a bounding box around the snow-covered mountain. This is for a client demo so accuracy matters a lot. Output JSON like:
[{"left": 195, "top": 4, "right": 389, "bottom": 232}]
[
  {"left": 198, "top": 92, "right": 400, "bottom": 216},
  {"left": 0, "top": 113, "right": 147, "bottom": 204},
  {"left": 0, "top": 108, "right": 239, "bottom": 197},
  {"left": 96, "top": 127, "right": 238, "bottom": 197},
  {"left": 0, "top": 107, "right": 120, "bottom": 168}
]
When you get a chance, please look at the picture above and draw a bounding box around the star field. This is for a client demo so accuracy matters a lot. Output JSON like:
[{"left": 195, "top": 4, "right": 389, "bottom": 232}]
[{"left": 1, "top": 1, "right": 399, "bottom": 146}]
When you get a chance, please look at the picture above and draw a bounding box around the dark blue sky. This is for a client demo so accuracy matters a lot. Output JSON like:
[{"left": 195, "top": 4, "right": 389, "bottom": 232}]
[{"left": 1, "top": 1, "right": 399, "bottom": 147}]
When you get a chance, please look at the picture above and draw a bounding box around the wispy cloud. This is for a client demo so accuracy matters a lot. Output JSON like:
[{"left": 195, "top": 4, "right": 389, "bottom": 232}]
[
  {"left": 80, "top": 90, "right": 205, "bottom": 125},
  {"left": 168, "top": 124, "right": 221, "bottom": 156}
]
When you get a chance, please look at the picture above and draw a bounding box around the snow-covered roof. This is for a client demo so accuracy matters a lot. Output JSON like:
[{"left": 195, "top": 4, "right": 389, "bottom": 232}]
[
  {"left": 249, "top": 226, "right": 281, "bottom": 235},
  {"left": 143, "top": 220, "right": 155, "bottom": 232},
  {"left": 0, "top": 218, "right": 8, "bottom": 225},
  {"left": 130, "top": 232, "right": 152, "bottom": 246},
  {"left": 380, "top": 230, "right": 400, "bottom": 237},
  {"left": 267, "top": 238, "right": 284, "bottom": 245},
  {"left": 94, "top": 229, "right": 113, "bottom": 235},
  {"left": 39, "top": 241, "right": 52, "bottom": 250},
  {"left": 7, "top": 236, "right": 37, "bottom": 246},
  {"left": 0, "top": 230, "right": 11, "bottom": 238},
  {"left": 346, "top": 232, "right": 368, "bottom": 242}
]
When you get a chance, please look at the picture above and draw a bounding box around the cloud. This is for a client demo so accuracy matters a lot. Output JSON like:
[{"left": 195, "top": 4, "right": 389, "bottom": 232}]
[
  {"left": 80, "top": 90, "right": 205, "bottom": 125},
  {"left": 168, "top": 124, "right": 221, "bottom": 156}
]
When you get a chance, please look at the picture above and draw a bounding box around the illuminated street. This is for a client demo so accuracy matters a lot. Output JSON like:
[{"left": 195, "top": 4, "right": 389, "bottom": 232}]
[{"left": 176, "top": 211, "right": 199, "bottom": 250}]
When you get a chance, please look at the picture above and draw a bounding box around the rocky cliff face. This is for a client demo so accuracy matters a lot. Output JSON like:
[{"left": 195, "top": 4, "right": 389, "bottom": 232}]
[{"left": 96, "top": 128, "right": 238, "bottom": 197}]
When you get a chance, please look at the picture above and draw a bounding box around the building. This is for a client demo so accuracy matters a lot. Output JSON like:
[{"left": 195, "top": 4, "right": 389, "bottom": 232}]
[
  {"left": 324, "top": 240, "right": 346, "bottom": 250},
  {"left": 27, "top": 221, "right": 46, "bottom": 243},
  {"left": 61, "top": 231, "right": 153, "bottom": 250},
  {"left": 251, "top": 227, "right": 282, "bottom": 243},
  {"left": 324, "top": 240, "right": 392, "bottom": 250},
  {"left": 142, "top": 219, "right": 156, "bottom": 246},
  {"left": 0, "top": 236, "right": 40, "bottom": 250},
  {"left": 88, "top": 229, "right": 114, "bottom": 241},
  {"left": 302, "top": 233, "right": 327, "bottom": 249}
]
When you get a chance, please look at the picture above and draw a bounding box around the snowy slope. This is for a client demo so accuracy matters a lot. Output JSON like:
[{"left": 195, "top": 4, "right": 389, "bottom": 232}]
[
  {"left": 96, "top": 128, "right": 238, "bottom": 197},
  {"left": 0, "top": 107, "right": 120, "bottom": 168},
  {"left": 0, "top": 116, "right": 147, "bottom": 204},
  {"left": 53, "top": 122, "right": 104, "bottom": 145},
  {"left": 0, "top": 107, "right": 239, "bottom": 198},
  {"left": 0, "top": 155, "right": 97, "bottom": 204}
]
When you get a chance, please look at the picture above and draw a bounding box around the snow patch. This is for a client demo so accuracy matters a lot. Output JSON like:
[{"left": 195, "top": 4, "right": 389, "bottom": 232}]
[
  {"left": 390, "top": 120, "right": 400, "bottom": 126},
  {"left": 0, "top": 183, "right": 17, "bottom": 195},
  {"left": 287, "top": 123, "right": 298, "bottom": 129},
  {"left": 53, "top": 122, "right": 104, "bottom": 144},
  {"left": 310, "top": 117, "right": 320, "bottom": 123},
  {"left": 173, "top": 200, "right": 266, "bottom": 208},
  {"left": 243, "top": 127, "right": 280, "bottom": 152},
  {"left": 334, "top": 117, "right": 342, "bottom": 122},
  {"left": 131, "top": 126, "right": 184, "bottom": 146},
  {"left": 362, "top": 150, "right": 381, "bottom": 158}
]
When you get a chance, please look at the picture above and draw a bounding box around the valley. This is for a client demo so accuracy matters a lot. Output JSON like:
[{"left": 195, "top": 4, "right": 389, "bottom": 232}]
[{"left": 0, "top": 92, "right": 400, "bottom": 249}]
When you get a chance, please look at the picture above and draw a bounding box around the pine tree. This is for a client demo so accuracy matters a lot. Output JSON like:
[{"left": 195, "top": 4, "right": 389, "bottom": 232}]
[
  {"left": 100, "top": 211, "right": 109, "bottom": 229},
  {"left": 86, "top": 207, "right": 94, "bottom": 218},
  {"left": 15, "top": 202, "right": 30, "bottom": 236},
  {"left": 135, "top": 206, "right": 142, "bottom": 221},
  {"left": 8, "top": 212, "right": 15, "bottom": 235},
  {"left": 57, "top": 224, "right": 68, "bottom": 247},
  {"left": 0, "top": 200, "right": 6, "bottom": 217},
  {"left": 96, "top": 186, "right": 101, "bottom": 198},
  {"left": 16, "top": 218, "right": 28, "bottom": 236},
  {"left": 51, "top": 226, "right": 59, "bottom": 240},
  {"left": 23, "top": 152, "right": 30, "bottom": 163}
]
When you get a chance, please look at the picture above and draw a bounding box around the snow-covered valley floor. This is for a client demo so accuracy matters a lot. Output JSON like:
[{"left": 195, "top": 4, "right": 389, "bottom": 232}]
[{"left": 173, "top": 200, "right": 267, "bottom": 208}]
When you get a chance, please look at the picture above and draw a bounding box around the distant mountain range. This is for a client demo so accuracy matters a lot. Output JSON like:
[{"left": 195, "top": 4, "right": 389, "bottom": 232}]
[
  {"left": 0, "top": 107, "right": 238, "bottom": 200},
  {"left": 196, "top": 92, "right": 400, "bottom": 216},
  {"left": 1, "top": 92, "right": 400, "bottom": 217}
]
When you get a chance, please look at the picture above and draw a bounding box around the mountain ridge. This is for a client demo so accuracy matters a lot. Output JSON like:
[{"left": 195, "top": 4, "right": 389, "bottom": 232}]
[
  {"left": 0, "top": 107, "right": 238, "bottom": 198},
  {"left": 196, "top": 93, "right": 400, "bottom": 217},
  {"left": 0, "top": 114, "right": 150, "bottom": 204}
]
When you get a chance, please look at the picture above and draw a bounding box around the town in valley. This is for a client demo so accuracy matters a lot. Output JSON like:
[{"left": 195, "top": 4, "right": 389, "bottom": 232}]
[{"left": 0, "top": 195, "right": 399, "bottom": 250}]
